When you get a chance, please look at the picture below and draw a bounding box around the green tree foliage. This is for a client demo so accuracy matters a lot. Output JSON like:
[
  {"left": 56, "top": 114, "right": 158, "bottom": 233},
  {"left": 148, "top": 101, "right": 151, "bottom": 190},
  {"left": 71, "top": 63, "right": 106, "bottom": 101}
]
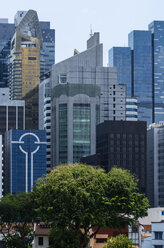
[
  {"left": 34, "top": 163, "right": 149, "bottom": 248},
  {"left": 104, "top": 234, "right": 133, "bottom": 248},
  {"left": 0, "top": 192, "right": 36, "bottom": 248},
  {"left": 48, "top": 227, "right": 81, "bottom": 248}
]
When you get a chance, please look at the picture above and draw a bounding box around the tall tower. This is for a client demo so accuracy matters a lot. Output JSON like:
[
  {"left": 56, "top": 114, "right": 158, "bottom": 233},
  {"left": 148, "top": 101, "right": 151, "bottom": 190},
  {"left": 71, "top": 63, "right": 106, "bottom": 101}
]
[
  {"left": 51, "top": 33, "right": 127, "bottom": 166},
  {"left": 0, "top": 19, "right": 15, "bottom": 88},
  {"left": 9, "top": 10, "right": 42, "bottom": 100},
  {"left": 149, "top": 21, "right": 164, "bottom": 123}
]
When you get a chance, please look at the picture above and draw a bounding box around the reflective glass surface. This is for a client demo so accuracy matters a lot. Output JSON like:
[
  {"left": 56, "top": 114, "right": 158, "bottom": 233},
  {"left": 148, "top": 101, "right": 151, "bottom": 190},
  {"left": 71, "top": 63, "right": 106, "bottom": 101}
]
[
  {"left": 73, "top": 103, "right": 90, "bottom": 162},
  {"left": 129, "top": 30, "right": 153, "bottom": 124}
]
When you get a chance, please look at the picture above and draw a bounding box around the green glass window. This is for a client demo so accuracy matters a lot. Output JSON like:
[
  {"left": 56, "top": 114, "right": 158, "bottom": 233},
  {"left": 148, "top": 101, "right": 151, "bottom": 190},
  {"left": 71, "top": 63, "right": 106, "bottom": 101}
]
[{"left": 73, "top": 103, "right": 90, "bottom": 162}]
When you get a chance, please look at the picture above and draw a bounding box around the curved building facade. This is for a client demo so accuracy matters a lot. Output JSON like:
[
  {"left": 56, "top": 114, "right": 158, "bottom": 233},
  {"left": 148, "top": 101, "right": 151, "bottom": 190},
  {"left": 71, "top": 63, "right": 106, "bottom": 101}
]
[{"left": 51, "top": 83, "right": 100, "bottom": 166}]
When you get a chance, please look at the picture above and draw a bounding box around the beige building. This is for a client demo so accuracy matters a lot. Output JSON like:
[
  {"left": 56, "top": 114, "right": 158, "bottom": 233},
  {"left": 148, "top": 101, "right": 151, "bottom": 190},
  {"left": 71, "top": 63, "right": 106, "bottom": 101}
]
[{"left": 9, "top": 10, "right": 42, "bottom": 100}]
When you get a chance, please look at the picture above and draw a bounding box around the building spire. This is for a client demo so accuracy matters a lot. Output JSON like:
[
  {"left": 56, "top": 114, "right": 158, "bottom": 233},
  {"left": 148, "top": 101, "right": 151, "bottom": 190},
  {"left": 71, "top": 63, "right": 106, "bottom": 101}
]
[{"left": 90, "top": 24, "right": 93, "bottom": 37}]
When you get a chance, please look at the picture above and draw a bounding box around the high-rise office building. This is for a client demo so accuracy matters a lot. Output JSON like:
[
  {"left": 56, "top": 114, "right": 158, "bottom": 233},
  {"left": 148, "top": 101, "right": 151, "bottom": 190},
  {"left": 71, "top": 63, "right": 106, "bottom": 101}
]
[
  {"left": 149, "top": 21, "right": 164, "bottom": 123},
  {"left": 109, "top": 31, "right": 153, "bottom": 125},
  {"left": 51, "top": 33, "right": 126, "bottom": 123},
  {"left": 14, "top": 11, "right": 55, "bottom": 77},
  {"left": 147, "top": 123, "right": 164, "bottom": 207},
  {"left": 3, "top": 129, "right": 46, "bottom": 195},
  {"left": 0, "top": 19, "right": 15, "bottom": 88},
  {"left": 23, "top": 86, "right": 39, "bottom": 130},
  {"left": 109, "top": 20, "right": 164, "bottom": 125},
  {"left": 40, "top": 22, "right": 55, "bottom": 76},
  {"left": 52, "top": 83, "right": 100, "bottom": 165},
  {"left": 9, "top": 10, "right": 41, "bottom": 100},
  {"left": 108, "top": 47, "right": 132, "bottom": 96},
  {"left": 0, "top": 88, "right": 25, "bottom": 135},
  {"left": 0, "top": 11, "right": 55, "bottom": 90},
  {"left": 128, "top": 31, "right": 153, "bottom": 124},
  {"left": 51, "top": 33, "right": 127, "bottom": 166},
  {"left": 39, "top": 75, "right": 51, "bottom": 171},
  {"left": 81, "top": 120, "right": 147, "bottom": 194}
]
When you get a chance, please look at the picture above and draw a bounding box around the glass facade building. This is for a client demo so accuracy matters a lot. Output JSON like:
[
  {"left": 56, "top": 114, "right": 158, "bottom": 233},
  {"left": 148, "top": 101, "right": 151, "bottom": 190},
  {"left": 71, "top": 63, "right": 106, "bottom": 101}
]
[
  {"left": 40, "top": 21, "right": 55, "bottom": 76},
  {"left": 147, "top": 124, "right": 164, "bottom": 207},
  {"left": 0, "top": 21, "right": 15, "bottom": 87},
  {"left": 4, "top": 130, "right": 46, "bottom": 195},
  {"left": 128, "top": 30, "right": 153, "bottom": 124},
  {"left": 108, "top": 47, "right": 132, "bottom": 96},
  {"left": 109, "top": 21, "right": 164, "bottom": 125},
  {"left": 51, "top": 83, "right": 100, "bottom": 166},
  {"left": 0, "top": 88, "right": 25, "bottom": 135},
  {"left": 73, "top": 103, "right": 91, "bottom": 162},
  {"left": 149, "top": 21, "right": 164, "bottom": 123}
]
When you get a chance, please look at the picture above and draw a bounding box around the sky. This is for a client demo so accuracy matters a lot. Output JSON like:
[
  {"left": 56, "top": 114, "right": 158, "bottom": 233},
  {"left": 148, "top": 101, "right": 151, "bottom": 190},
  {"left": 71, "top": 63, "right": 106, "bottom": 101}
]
[{"left": 1, "top": 0, "right": 164, "bottom": 65}]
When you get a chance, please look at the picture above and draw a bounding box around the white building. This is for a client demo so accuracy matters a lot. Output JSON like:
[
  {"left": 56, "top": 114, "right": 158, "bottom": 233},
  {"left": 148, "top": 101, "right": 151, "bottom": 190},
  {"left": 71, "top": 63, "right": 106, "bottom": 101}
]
[
  {"left": 139, "top": 208, "right": 164, "bottom": 225},
  {"left": 126, "top": 97, "right": 138, "bottom": 121},
  {"left": 39, "top": 77, "right": 51, "bottom": 171},
  {"left": 142, "top": 222, "right": 164, "bottom": 248}
]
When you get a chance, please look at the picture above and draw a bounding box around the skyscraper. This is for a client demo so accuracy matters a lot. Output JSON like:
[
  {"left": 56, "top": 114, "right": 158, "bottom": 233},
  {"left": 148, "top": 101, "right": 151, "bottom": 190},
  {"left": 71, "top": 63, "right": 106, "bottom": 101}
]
[
  {"left": 0, "top": 19, "right": 15, "bottom": 87},
  {"left": 9, "top": 10, "right": 42, "bottom": 100},
  {"left": 149, "top": 21, "right": 164, "bottom": 123},
  {"left": 40, "top": 21, "right": 55, "bottom": 76},
  {"left": 14, "top": 11, "right": 55, "bottom": 77},
  {"left": 51, "top": 33, "right": 127, "bottom": 166},
  {"left": 147, "top": 123, "right": 164, "bottom": 207},
  {"left": 128, "top": 31, "right": 153, "bottom": 124},
  {"left": 51, "top": 83, "right": 100, "bottom": 165},
  {"left": 109, "top": 31, "right": 153, "bottom": 125},
  {"left": 108, "top": 47, "right": 132, "bottom": 96},
  {"left": 108, "top": 20, "right": 164, "bottom": 125},
  {"left": 0, "top": 12, "right": 55, "bottom": 90},
  {"left": 0, "top": 88, "right": 25, "bottom": 135},
  {"left": 39, "top": 75, "right": 51, "bottom": 171},
  {"left": 81, "top": 120, "right": 147, "bottom": 194}
]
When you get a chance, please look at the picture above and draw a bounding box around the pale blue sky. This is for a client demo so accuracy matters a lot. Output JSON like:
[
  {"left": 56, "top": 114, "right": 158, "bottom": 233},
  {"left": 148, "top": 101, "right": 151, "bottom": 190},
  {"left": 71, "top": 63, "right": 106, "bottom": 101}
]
[{"left": 1, "top": 0, "right": 164, "bottom": 65}]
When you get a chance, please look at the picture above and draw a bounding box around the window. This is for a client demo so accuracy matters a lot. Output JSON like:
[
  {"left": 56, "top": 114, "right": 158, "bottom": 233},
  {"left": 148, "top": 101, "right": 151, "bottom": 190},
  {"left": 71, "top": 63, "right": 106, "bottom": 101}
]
[
  {"left": 38, "top": 237, "right": 43, "bottom": 245},
  {"left": 161, "top": 211, "right": 164, "bottom": 215},
  {"left": 28, "top": 57, "right": 36, "bottom": 60},
  {"left": 59, "top": 73, "right": 67, "bottom": 84},
  {"left": 96, "top": 238, "right": 107, "bottom": 243},
  {"left": 155, "top": 232, "right": 162, "bottom": 240}
]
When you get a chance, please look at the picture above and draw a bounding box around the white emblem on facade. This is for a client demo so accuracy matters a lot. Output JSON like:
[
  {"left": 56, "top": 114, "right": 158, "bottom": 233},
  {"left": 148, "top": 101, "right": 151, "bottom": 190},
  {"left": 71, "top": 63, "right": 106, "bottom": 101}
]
[{"left": 12, "top": 132, "right": 46, "bottom": 192}]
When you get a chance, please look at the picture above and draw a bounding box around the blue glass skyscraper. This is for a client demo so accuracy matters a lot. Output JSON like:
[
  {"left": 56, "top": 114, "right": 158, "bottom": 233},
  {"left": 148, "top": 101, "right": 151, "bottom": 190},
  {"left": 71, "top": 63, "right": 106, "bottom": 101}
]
[
  {"left": 109, "top": 25, "right": 156, "bottom": 125},
  {"left": 128, "top": 30, "right": 153, "bottom": 124},
  {"left": 149, "top": 21, "right": 164, "bottom": 123},
  {"left": 108, "top": 47, "right": 132, "bottom": 96},
  {"left": 0, "top": 20, "right": 15, "bottom": 87},
  {"left": 40, "top": 21, "right": 55, "bottom": 77}
]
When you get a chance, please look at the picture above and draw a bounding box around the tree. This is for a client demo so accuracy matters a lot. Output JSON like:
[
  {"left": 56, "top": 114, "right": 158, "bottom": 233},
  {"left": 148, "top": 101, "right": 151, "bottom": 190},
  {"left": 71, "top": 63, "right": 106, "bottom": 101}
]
[
  {"left": 0, "top": 192, "right": 36, "bottom": 248},
  {"left": 104, "top": 234, "right": 133, "bottom": 248},
  {"left": 34, "top": 163, "right": 149, "bottom": 248}
]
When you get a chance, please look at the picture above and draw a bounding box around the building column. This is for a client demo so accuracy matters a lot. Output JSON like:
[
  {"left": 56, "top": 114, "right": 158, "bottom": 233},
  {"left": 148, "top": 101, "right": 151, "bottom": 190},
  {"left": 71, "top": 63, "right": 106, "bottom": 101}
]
[{"left": 67, "top": 98, "right": 73, "bottom": 163}]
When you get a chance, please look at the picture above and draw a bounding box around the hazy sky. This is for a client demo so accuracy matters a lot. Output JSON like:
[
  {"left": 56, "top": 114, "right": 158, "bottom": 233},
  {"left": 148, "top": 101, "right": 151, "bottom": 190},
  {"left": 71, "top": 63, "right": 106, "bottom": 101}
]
[{"left": 1, "top": 0, "right": 164, "bottom": 65}]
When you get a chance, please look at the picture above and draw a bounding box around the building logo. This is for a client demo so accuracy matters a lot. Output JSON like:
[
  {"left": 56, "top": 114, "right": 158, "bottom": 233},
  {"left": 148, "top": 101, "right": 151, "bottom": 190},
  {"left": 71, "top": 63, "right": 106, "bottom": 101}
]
[{"left": 12, "top": 132, "right": 46, "bottom": 192}]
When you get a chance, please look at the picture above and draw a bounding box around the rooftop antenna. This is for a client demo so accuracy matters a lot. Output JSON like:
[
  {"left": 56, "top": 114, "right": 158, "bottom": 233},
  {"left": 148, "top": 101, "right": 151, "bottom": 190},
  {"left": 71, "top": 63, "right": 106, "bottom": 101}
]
[{"left": 90, "top": 24, "right": 93, "bottom": 37}]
